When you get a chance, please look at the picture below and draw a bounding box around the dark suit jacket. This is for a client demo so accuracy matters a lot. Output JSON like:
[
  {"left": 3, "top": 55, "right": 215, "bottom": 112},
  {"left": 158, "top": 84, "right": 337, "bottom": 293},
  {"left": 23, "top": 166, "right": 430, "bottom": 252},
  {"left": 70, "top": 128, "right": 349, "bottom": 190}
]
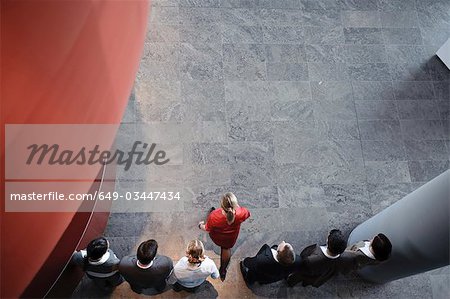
[
  {"left": 346, "top": 241, "right": 379, "bottom": 270},
  {"left": 119, "top": 254, "right": 173, "bottom": 291},
  {"left": 290, "top": 244, "right": 341, "bottom": 288},
  {"left": 243, "top": 244, "right": 300, "bottom": 284}
]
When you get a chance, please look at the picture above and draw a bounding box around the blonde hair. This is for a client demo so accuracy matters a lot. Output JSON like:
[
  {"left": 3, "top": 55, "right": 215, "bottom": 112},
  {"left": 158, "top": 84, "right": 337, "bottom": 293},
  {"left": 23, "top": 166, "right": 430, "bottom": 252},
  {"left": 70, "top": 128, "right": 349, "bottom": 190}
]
[
  {"left": 277, "top": 243, "right": 295, "bottom": 266},
  {"left": 221, "top": 192, "right": 239, "bottom": 224},
  {"left": 186, "top": 240, "right": 205, "bottom": 264}
]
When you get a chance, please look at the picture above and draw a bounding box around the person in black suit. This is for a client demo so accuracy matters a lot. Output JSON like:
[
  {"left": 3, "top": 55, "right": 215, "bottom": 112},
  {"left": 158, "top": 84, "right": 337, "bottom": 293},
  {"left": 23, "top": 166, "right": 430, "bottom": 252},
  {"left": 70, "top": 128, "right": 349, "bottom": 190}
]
[
  {"left": 240, "top": 241, "right": 300, "bottom": 285},
  {"left": 287, "top": 229, "right": 347, "bottom": 288},
  {"left": 344, "top": 233, "right": 392, "bottom": 271},
  {"left": 119, "top": 239, "right": 173, "bottom": 294}
]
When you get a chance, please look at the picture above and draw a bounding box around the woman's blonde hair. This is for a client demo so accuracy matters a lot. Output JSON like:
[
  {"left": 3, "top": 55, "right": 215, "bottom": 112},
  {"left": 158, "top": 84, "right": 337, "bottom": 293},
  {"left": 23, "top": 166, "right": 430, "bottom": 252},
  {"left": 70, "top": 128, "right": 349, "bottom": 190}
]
[
  {"left": 186, "top": 240, "right": 205, "bottom": 264},
  {"left": 221, "top": 192, "right": 239, "bottom": 224}
]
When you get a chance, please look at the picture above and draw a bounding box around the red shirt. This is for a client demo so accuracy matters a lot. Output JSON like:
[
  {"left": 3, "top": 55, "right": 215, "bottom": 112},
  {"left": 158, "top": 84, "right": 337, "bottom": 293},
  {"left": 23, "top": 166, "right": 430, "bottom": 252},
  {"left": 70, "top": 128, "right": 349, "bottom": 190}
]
[{"left": 205, "top": 207, "right": 250, "bottom": 249}]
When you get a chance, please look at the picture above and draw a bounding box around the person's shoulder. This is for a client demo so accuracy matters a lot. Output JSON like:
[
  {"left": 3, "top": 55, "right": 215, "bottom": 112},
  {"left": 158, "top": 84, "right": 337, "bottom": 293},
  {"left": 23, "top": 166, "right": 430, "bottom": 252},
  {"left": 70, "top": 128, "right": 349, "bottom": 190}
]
[
  {"left": 119, "top": 255, "right": 135, "bottom": 270},
  {"left": 237, "top": 207, "right": 250, "bottom": 219},
  {"left": 157, "top": 255, "right": 174, "bottom": 265}
]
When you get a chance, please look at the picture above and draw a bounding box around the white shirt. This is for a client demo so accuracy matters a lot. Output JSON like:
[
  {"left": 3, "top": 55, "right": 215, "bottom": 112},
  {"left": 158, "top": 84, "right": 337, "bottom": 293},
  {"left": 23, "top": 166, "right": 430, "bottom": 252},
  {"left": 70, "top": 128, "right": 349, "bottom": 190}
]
[
  {"left": 359, "top": 241, "right": 376, "bottom": 260},
  {"left": 174, "top": 256, "right": 219, "bottom": 288},
  {"left": 320, "top": 246, "right": 340, "bottom": 259},
  {"left": 271, "top": 249, "right": 279, "bottom": 262}
]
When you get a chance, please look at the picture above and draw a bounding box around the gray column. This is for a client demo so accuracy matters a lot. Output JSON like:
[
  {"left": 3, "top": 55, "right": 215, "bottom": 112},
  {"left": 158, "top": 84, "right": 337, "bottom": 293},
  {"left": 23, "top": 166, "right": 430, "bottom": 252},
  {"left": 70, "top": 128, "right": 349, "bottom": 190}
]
[{"left": 348, "top": 170, "right": 450, "bottom": 283}]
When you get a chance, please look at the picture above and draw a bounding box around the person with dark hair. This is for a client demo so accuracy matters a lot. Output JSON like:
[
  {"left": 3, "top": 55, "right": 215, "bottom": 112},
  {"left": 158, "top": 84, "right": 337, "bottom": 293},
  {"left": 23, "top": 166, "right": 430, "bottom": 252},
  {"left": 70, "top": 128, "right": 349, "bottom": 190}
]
[
  {"left": 287, "top": 229, "right": 347, "bottom": 287},
  {"left": 240, "top": 241, "right": 301, "bottom": 285},
  {"left": 119, "top": 239, "right": 173, "bottom": 294},
  {"left": 171, "top": 240, "right": 219, "bottom": 292},
  {"left": 71, "top": 237, "right": 123, "bottom": 292},
  {"left": 198, "top": 192, "right": 250, "bottom": 281},
  {"left": 345, "top": 233, "right": 393, "bottom": 270}
]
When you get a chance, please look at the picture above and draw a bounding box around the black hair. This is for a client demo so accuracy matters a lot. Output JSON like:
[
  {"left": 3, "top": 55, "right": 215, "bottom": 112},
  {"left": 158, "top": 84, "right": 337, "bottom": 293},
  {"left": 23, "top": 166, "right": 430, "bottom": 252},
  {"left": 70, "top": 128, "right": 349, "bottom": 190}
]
[
  {"left": 86, "top": 237, "right": 108, "bottom": 260},
  {"left": 371, "top": 233, "right": 392, "bottom": 261},
  {"left": 137, "top": 239, "right": 158, "bottom": 265},
  {"left": 327, "top": 229, "right": 346, "bottom": 255}
]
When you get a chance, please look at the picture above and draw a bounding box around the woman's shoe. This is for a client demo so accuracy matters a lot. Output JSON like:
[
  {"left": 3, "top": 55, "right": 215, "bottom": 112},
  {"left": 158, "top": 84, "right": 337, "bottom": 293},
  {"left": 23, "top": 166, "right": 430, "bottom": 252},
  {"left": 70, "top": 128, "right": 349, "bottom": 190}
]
[{"left": 219, "top": 268, "right": 227, "bottom": 281}]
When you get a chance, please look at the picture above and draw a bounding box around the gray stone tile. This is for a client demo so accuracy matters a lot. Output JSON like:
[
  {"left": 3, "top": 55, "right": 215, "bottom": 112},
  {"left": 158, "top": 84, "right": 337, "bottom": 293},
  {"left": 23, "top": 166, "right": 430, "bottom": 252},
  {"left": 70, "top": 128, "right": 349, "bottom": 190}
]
[
  {"left": 136, "top": 99, "right": 183, "bottom": 122},
  {"left": 327, "top": 204, "right": 373, "bottom": 236},
  {"left": 438, "top": 100, "right": 450, "bottom": 120},
  {"left": 352, "top": 81, "right": 395, "bottom": 101},
  {"left": 404, "top": 140, "right": 449, "bottom": 161},
  {"left": 320, "top": 159, "right": 367, "bottom": 184},
  {"left": 273, "top": 120, "right": 327, "bottom": 142},
  {"left": 228, "top": 120, "right": 274, "bottom": 141},
  {"left": 179, "top": 0, "right": 221, "bottom": 7},
  {"left": 281, "top": 207, "right": 330, "bottom": 231},
  {"left": 279, "top": 185, "right": 327, "bottom": 208},
  {"left": 382, "top": 28, "right": 423, "bottom": 45},
  {"left": 231, "top": 162, "right": 276, "bottom": 187},
  {"left": 397, "top": 100, "right": 441, "bottom": 120},
  {"left": 400, "top": 120, "right": 447, "bottom": 140},
  {"left": 344, "top": 27, "right": 383, "bottom": 44},
  {"left": 146, "top": 24, "right": 180, "bottom": 42},
  {"left": 385, "top": 45, "right": 428, "bottom": 65},
  {"left": 305, "top": 26, "right": 345, "bottom": 44},
  {"left": 302, "top": 9, "right": 342, "bottom": 27},
  {"left": 226, "top": 100, "right": 271, "bottom": 122},
  {"left": 433, "top": 81, "right": 450, "bottom": 100},
  {"left": 271, "top": 100, "right": 314, "bottom": 121},
  {"left": 135, "top": 79, "right": 181, "bottom": 103},
  {"left": 358, "top": 139, "right": 396, "bottom": 165},
  {"left": 219, "top": 0, "right": 260, "bottom": 8},
  {"left": 265, "top": 44, "right": 306, "bottom": 63},
  {"left": 365, "top": 161, "right": 411, "bottom": 183},
  {"left": 311, "top": 81, "right": 352, "bottom": 102},
  {"left": 348, "top": 63, "right": 391, "bottom": 81},
  {"left": 380, "top": 10, "right": 420, "bottom": 28},
  {"left": 137, "top": 61, "right": 179, "bottom": 80},
  {"left": 305, "top": 44, "right": 345, "bottom": 63},
  {"left": 152, "top": 0, "right": 179, "bottom": 7},
  {"left": 180, "top": 24, "right": 222, "bottom": 43},
  {"left": 182, "top": 121, "right": 228, "bottom": 143},
  {"left": 337, "top": 0, "right": 379, "bottom": 11},
  {"left": 179, "top": 7, "right": 222, "bottom": 24},
  {"left": 275, "top": 139, "right": 363, "bottom": 165},
  {"left": 430, "top": 274, "right": 450, "bottom": 299},
  {"left": 358, "top": 120, "right": 402, "bottom": 140},
  {"left": 342, "top": 10, "right": 381, "bottom": 28},
  {"left": 258, "top": 0, "right": 300, "bottom": 9},
  {"left": 259, "top": 9, "right": 303, "bottom": 25},
  {"left": 184, "top": 143, "right": 229, "bottom": 164},
  {"left": 355, "top": 100, "right": 398, "bottom": 120},
  {"left": 344, "top": 45, "right": 387, "bottom": 63},
  {"left": 229, "top": 141, "right": 275, "bottom": 164},
  {"left": 221, "top": 8, "right": 261, "bottom": 25},
  {"left": 184, "top": 164, "right": 231, "bottom": 187},
  {"left": 425, "top": 55, "right": 450, "bottom": 82},
  {"left": 223, "top": 61, "right": 266, "bottom": 80},
  {"left": 389, "top": 63, "right": 432, "bottom": 81},
  {"left": 368, "top": 182, "right": 412, "bottom": 213},
  {"left": 223, "top": 43, "right": 266, "bottom": 63},
  {"left": 276, "top": 164, "right": 323, "bottom": 185},
  {"left": 308, "top": 63, "right": 349, "bottom": 81},
  {"left": 314, "top": 98, "right": 357, "bottom": 120},
  {"left": 322, "top": 120, "right": 360, "bottom": 140},
  {"left": 378, "top": 0, "right": 417, "bottom": 11},
  {"left": 267, "top": 62, "right": 309, "bottom": 80},
  {"left": 230, "top": 185, "right": 279, "bottom": 209},
  {"left": 408, "top": 160, "right": 449, "bottom": 182},
  {"left": 150, "top": 6, "right": 180, "bottom": 25},
  {"left": 221, "top": 24, "right": 263, "bottom": 43},
  {"left": 181, "top": 81, "right": 226, "bottom": 121},
  {"left": 301, "top": 0, "right": 340, "bottom": 11},
  {"left": 262, "top": 25, "right": 306, "bottom": 44},
  {"left": 362, "top": 140, "right": 406, "bottom": 161},
  {"left": 225, "top": 80, "right": 303, "bottom": 102}
]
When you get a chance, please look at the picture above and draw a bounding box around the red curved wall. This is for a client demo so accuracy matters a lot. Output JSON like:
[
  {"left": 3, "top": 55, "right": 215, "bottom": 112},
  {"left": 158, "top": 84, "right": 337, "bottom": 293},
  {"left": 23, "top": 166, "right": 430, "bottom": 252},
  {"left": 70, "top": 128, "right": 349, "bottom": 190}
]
[{"left": 1, "top": 0, "right": 149, "bottom": 297}]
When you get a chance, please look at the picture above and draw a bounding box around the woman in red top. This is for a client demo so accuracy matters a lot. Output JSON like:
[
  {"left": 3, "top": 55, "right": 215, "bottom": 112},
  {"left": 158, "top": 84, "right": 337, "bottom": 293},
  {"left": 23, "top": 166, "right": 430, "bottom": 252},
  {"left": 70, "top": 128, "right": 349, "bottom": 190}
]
[{"left": 198, "top": 192, "right": 250, "bottom": 281}]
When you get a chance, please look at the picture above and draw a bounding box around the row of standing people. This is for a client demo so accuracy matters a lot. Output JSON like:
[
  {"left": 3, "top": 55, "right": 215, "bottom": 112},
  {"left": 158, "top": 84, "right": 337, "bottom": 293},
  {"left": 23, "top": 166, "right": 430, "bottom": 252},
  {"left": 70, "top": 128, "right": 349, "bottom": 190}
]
[{"left": 72, "top": 192, "right": 392, "bottom": 293}]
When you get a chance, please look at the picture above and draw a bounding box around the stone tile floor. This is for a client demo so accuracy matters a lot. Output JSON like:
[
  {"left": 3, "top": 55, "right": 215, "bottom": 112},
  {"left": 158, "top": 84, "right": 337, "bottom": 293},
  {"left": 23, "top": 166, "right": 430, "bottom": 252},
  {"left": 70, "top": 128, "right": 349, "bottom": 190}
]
[{"left": 73, "top": 0, "right": 449, "bottom": 298}]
